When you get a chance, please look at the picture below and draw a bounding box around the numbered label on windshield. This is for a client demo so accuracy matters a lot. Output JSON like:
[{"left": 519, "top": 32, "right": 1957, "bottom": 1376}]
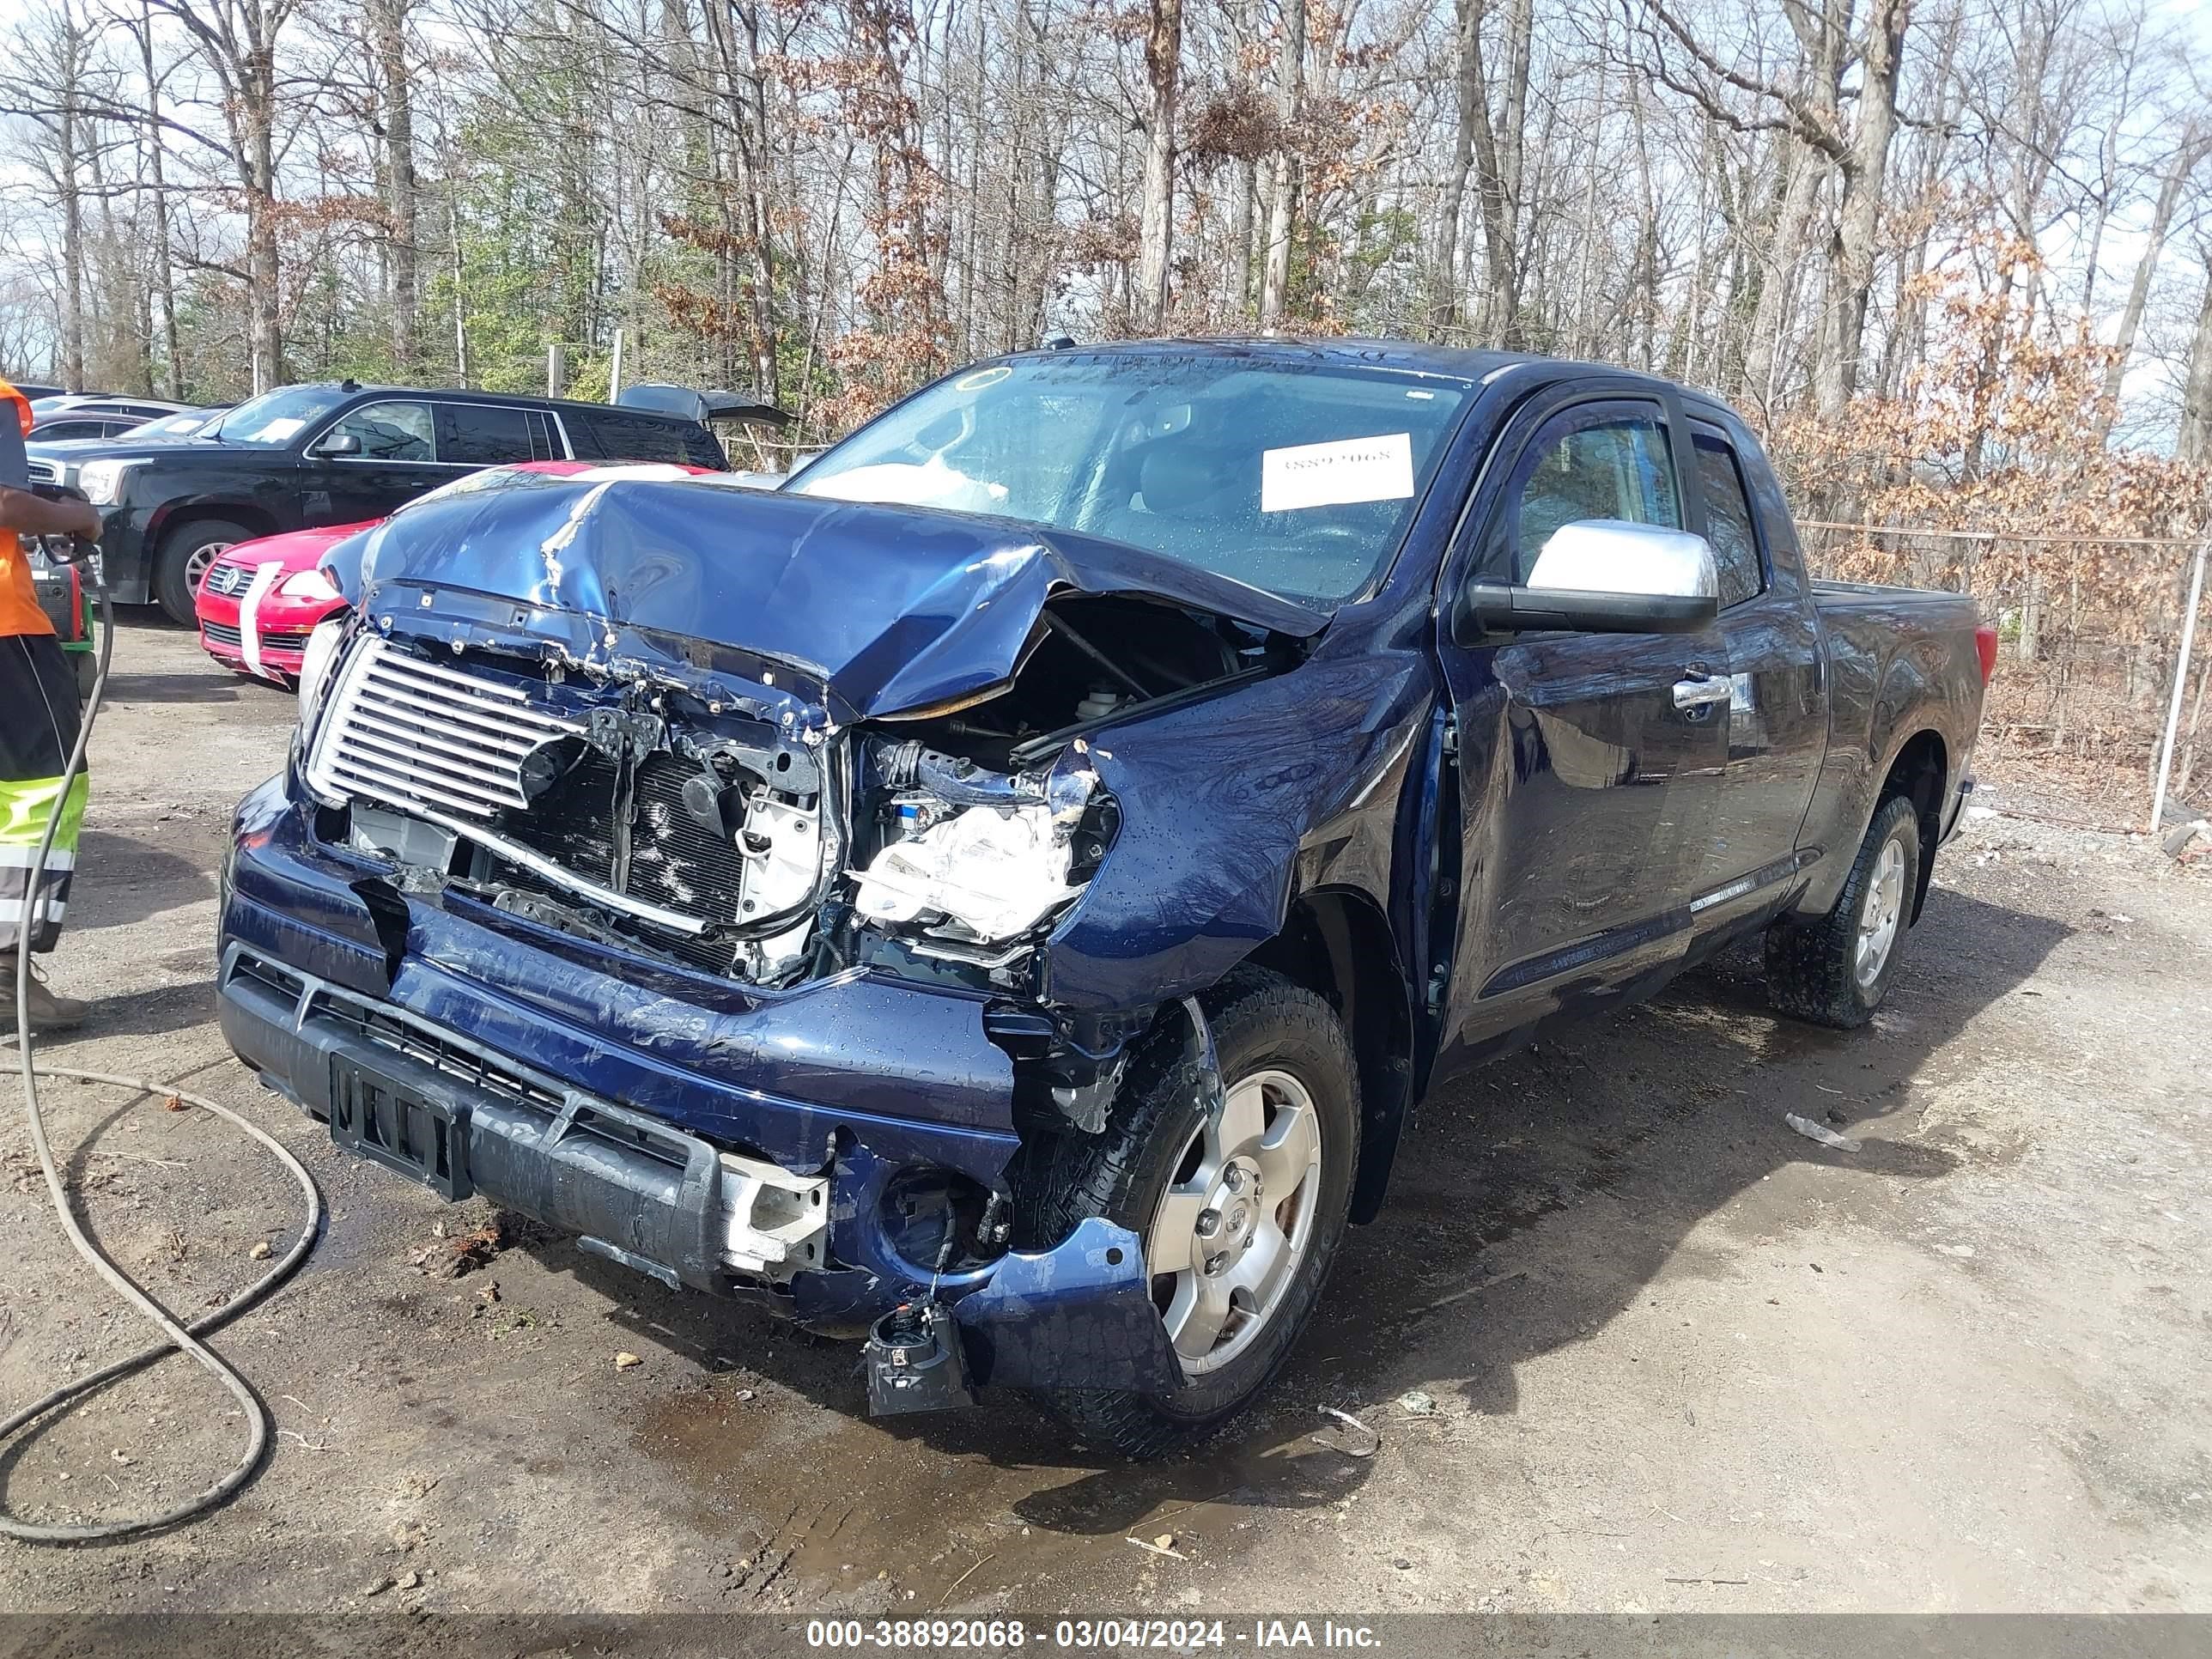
[{"left": 1260, "top": 432, "right": 1413, "bottom": 514}]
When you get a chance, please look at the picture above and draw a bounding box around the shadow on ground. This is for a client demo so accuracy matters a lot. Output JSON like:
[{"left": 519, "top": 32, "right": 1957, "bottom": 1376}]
[
  {"left": 70, "top": 831, "right": 216, "bottom": 933},
  {"left": 534, "top": 886, "right": 2069, "bottom": 1556},
  {"left": 96, "top": 672, "right": 246, "bottom": 706}
]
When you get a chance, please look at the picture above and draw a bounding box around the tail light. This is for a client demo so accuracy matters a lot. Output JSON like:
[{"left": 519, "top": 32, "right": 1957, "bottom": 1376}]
[{"left": 1974, "top": 624, "right": 1998, "bottom": 685}]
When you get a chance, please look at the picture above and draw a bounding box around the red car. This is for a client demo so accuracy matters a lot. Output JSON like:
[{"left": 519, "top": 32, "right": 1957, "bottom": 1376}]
[{"left": 195, "top": 461, "right": 720, "bottom": 684}]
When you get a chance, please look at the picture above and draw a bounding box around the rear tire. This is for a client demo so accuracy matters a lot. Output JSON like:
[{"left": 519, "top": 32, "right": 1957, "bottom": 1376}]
[
  {"left": 1016, "top": 969, "right": 1359, "bottom": 1459},
  {"left": 1765, "top": 793, "right": 1922, "bottom": 1029},
  {"left": 155, "top": 518, "right": 253, "bottom": 626}
]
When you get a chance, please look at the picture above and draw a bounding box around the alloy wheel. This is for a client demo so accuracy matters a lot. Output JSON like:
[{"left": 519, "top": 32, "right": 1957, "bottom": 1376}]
[
  {"left": 185, "top": 541, "right": 233, "bottom": 597},
  {"left": 1145, "top": 1068, "right": 1325, "bottom": 1376},
  {"left": 1856, "top": 835, "right": 1906, "bottom": 989}
]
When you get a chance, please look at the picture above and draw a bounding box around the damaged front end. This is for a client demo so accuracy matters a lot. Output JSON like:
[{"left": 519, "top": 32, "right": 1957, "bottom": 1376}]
[{"left": 227, "top": 476, "right": 1316, "bottom": 1401}]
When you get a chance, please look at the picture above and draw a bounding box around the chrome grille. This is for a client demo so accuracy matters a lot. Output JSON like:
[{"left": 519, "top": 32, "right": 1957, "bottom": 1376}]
[
  {"left": 25, "top": 459, "right": 58, "bottom": 485},
  {"left": 307, "top": 637, "right": 581, "bottom": 818},
  {"left": 201, "top": 561, "right": 258, "bottom": 599}
]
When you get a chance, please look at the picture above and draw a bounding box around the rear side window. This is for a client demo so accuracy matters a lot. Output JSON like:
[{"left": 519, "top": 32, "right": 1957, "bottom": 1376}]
[
  {"left": 1692, "top": 431, "right": 1766, "bottom": 608},
  {"left": 437, "top": 403, "right": 540, "bottom": 465},
  {"left": 1492, "top": 402, "right": 1680, "bottom": 581},
  {"left": 574, "top": 409, "right": 727, "bottom": 469}
]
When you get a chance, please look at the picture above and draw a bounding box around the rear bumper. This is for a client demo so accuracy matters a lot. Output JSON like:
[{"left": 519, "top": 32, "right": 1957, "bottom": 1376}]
[{"left": 216, "top": 775, "right": 1178, "bottom": 1395}]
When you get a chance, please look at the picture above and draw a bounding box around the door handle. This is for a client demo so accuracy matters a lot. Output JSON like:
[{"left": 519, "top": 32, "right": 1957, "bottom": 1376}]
[{"left": 1673, "top": 675, "right": 1732, "bottom": 710}]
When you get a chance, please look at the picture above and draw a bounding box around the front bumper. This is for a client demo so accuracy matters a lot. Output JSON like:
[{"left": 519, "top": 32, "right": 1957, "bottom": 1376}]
[
  {"left": 218, "top": 776, "right": 1179, "bottom": 1396},
  {"left": 92, "top": 507, "right": 151, "bottom": 605},
  {"left": 197, "top": 584, "right": 332, "bottom": 684}
]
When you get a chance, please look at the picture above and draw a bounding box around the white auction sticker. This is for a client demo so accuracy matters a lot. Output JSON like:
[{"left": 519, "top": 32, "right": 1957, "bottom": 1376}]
[{"left": 1260, "top": 432, "right": 1414, "bottom": 513}]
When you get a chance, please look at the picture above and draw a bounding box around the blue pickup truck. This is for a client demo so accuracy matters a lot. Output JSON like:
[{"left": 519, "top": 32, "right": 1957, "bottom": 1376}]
[{"left": 216, "top": 341, "right": 1994, "bottom": 1454}]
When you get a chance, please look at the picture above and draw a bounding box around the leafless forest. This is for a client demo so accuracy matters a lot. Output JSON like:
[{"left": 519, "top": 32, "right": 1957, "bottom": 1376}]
[{"left": 3, "top": 0, "right": 2211, "bottom": 807}]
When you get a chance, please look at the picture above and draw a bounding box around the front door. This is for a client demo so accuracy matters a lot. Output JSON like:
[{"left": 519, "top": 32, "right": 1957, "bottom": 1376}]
[
  {"left": 300, "top": 399, "right": 448, "bottom": 526},
  {"left": 1434, "top": 386, "right": 1732, "bottom": 1053}
]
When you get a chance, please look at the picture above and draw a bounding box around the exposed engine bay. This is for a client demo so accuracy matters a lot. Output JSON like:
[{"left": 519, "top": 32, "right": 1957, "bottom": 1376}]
[{"left": 301, "top": 592, "right": 1298, "bottom": 994}]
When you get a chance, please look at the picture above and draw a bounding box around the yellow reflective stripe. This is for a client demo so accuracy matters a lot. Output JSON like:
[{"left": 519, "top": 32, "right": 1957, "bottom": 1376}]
[{"left": 0, "top": 774, "right": 88, "bottom": 851}]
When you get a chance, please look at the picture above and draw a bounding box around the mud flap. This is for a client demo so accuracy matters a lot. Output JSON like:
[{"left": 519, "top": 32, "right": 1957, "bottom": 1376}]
[{"left": 950, "top": 1218, "right": 1181, "bottom": 1394}]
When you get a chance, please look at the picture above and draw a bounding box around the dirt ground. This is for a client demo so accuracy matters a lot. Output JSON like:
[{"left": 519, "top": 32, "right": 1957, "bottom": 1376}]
[{"left": 2, "top": 617, "right": 2208, "bottom": 1620}]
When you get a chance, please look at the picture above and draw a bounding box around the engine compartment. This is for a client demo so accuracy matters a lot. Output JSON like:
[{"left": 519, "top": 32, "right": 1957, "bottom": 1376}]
[{"left": 306, "top": 592, "right": 1301, "bottom": 994}]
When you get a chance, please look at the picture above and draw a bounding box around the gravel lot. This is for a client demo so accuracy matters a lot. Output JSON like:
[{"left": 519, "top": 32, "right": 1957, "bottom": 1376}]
[{"left": 2, "top": 618, "right": 2208, "bottom": 1618}]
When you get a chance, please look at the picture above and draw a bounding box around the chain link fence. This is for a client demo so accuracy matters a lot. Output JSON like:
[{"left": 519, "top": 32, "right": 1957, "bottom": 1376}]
[{"left": 1798, "top": 522, "right": 2212, "bottom": 825}]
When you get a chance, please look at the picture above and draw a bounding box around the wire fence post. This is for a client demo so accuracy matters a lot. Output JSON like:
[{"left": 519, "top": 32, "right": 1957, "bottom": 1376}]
[{"left": 2150, "top": 534, "right": 2209, "bottom": 832}]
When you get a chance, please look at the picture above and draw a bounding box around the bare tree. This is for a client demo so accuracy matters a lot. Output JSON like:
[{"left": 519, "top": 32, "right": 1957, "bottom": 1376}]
[
  {"left": 154, "top": 0, "right": 309, "bottom": 390},
  {"left": 2092, "top": 125, "right": 2209, "bottom": 443},
  {"left": 371, "top": 0, "right": 420, "bottom": 373},
  {"left": 2182, "top": 249, "right": 2212, "bottom": 465},
  {"left": 1132, "top": 0, "right": 1182, "bottom": 326},
  {"left": 1258, "top": 0, "right": 1303, "bottom": 330}
]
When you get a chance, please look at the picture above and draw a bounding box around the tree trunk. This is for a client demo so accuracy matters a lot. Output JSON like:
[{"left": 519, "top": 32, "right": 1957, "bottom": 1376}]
[
  {"left": 2179, "top": 257, "right": 2212, "bottom": 466},
  {"left": 136, "top": 4, "right": 183, "bottom": 398},
  {"left": 57, "top": 63, "right": 87, "bottom": 391},
  {"left": 246, "top": 63, "right": 283, "bottom": 392},
  {"left": 1431, "top": 0, "right": 1483, "bottom": 337},
  {"left": 1258, "top": 0, "right": 1304, "bottom": 330},
  {"left": 1814, "top": 0, "right": 1911, "bottom": 422},
  {"left": 1133, "top": 0, "right": 1182, "bottom": 329},
  {"left": 371, "top": 0, "right": 419, "bottom": 374},
  {"left": 1481, "top": 0, "right": 1531, "bottom": 344},
  {"left": 1227, "top": 159, "right": 1255, "bottom": 324},
  {"left": 2092, "top": 126, "right": 2206, "bottom": 445}
]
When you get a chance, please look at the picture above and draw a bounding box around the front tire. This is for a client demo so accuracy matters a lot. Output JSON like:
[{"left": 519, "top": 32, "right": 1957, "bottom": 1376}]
[
  {"left": 155, "top": 519, "right": 253, "bottom": 626},
  {"left": 1765, "top": 793, "right": 1922, "bottom": 1029},
  {"left": 1017, "top": 969, "right": 1359, "bottom": 1458}
]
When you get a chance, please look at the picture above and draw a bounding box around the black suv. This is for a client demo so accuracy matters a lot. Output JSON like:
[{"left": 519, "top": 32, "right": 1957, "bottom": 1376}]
[{"left": 32, "top": 381, "right": 751, "bottom": 623}]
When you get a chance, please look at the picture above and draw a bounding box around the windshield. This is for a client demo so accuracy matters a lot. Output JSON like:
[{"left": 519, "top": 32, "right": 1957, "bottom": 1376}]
[
  {"left": 210, "top": 386, "right": 349, "bottom": 447},
  {"left": 125, "top": 413, "right": 210, "bottom": 438},
  {"left": 787, "top": 354, "right": 1473, "bottom": 606}
]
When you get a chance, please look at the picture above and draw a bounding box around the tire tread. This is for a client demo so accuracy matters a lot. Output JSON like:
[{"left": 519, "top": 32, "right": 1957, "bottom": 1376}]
[{"left": 1765, "top": 793, "right": 1922, "bottom": 1029}]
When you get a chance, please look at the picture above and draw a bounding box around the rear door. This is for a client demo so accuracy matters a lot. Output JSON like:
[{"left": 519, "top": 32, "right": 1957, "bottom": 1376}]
[
  {"left": 436, "top": 401, "right": 561, "bottom": 467},
  {"left": 1689, "top": 414, "right": 1826, "bottom": 902},
  {"left": 300, "top": 398, "right": 447, "bottom": 524},
  {"left": 1434, "top": 381, "right": 1732, "bottom": 1049}
]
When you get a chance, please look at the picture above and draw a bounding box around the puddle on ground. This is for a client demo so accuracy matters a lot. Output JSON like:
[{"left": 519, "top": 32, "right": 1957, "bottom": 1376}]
[{"left": 629, "top": 1380, "right": 1374, "bottom": 1604}]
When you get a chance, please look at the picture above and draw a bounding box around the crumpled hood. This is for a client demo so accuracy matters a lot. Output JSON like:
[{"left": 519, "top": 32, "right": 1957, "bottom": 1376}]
[{"left": 350, "top": 476, "right": 1322, "bottom": 720}]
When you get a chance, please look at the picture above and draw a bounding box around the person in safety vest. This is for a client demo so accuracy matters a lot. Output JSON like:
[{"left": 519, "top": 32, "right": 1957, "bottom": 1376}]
[{"left": 0, "top": 374, "right": 103, "bottom": 1031}]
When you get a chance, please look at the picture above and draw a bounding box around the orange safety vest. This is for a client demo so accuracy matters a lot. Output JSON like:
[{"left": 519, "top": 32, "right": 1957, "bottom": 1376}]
[{"left": 0, "top": 377, "right": 52, "bottom": 637}]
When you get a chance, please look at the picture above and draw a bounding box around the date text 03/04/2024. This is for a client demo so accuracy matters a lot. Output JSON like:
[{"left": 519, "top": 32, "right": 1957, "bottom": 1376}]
[{"left": 805, "top": 1620, "right": 1385, "bottom": 1650}]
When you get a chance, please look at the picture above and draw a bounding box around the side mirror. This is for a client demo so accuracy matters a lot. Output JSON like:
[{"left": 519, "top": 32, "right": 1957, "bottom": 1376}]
[
  {"left": 1452, "top": 520, "right": 1720, "bottom": 644},
  {"left": 313, "top": 432, "right": 362, "bottom": 458}
]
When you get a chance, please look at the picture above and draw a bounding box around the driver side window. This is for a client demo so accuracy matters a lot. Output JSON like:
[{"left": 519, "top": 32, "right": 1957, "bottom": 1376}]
[
  {"left": 1493, "top": 404, "right": 1680, "bottom": 581},
  {"left": 325, "top": 401, "right": 434, "bottom": 463}
]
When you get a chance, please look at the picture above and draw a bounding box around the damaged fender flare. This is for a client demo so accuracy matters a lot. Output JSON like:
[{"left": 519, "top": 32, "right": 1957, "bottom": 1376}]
[{"left": 951, "top": 1218, "right": 1181, "bottom": 1392}]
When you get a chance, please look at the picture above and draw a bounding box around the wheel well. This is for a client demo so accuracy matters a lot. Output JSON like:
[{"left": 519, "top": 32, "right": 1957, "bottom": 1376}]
[
  {"left": 1242, "top": 888, "right": 1413, "bottom": 1225},
  {"left": 1878, "top": 730, "right": 1947, "bottom": 923},
  {"left": 158, "top": 504, "right": 276, "bottom": 556}
]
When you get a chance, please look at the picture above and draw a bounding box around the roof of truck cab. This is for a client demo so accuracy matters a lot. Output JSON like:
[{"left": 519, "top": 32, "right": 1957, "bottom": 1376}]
[{"left": 999, "top": 337, "right": 1717, "bottom": 400}]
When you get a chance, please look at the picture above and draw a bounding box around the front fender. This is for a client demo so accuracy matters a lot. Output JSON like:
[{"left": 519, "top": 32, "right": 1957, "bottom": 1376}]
[{"left": 1041, "top": 646, "right": 1437, "bottom": 1015}]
